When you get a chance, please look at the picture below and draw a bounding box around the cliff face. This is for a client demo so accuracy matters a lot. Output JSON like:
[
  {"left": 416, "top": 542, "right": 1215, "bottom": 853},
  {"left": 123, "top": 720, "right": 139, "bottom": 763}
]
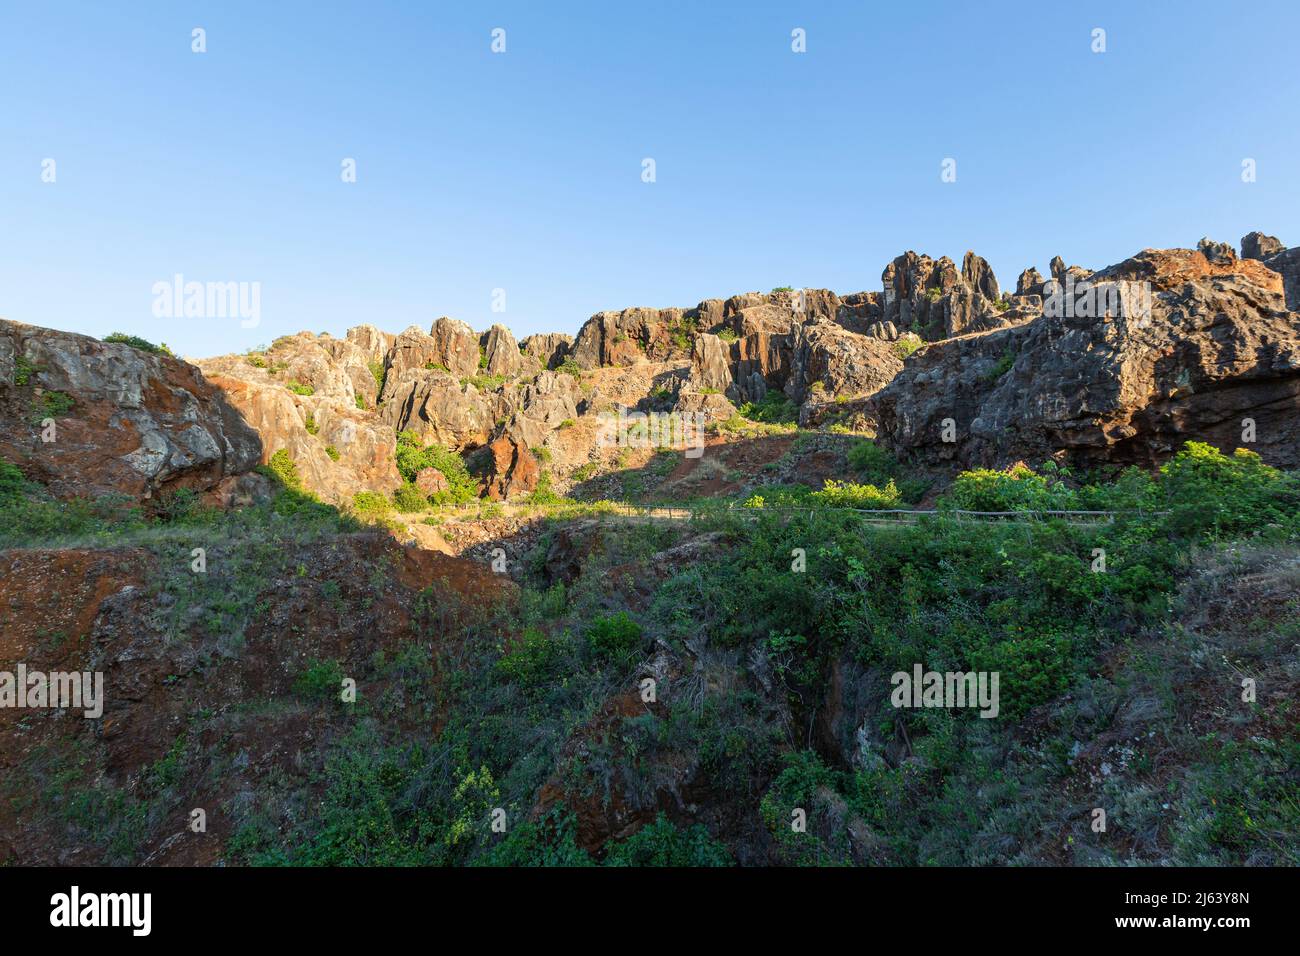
[
  {"left": 8, "top": 231, "right": 1296, "bottom": 510},
  {"left": 0, "top": 320, "right": 260, "bottom": 502},
  {"left": 194, "top": 231, "right": 1300, "bottom": 502},
  {"left": 872, "top": 241, "right": 1300, "bottom": 471}
]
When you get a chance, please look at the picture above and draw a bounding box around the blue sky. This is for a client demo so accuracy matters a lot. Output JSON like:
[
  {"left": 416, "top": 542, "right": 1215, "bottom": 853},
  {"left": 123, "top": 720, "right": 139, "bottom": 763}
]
[{"left": 1, "top": 0, "right": 1296, "bottom": 358}]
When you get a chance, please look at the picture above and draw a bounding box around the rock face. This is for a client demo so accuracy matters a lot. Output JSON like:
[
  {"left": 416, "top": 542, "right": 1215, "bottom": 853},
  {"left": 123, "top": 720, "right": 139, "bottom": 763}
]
[
  {"left": 881, "top": 250, "right": 1020, "bottom": 340},
  {"left": 198, "top": 333, "right": 402, "bottom": 503},
  {"left": 0, "top": 320, "right": 261, "bottom": 501},
  {"left": 787, "top": 322, "right": 903, "bottom": 404},
  {"left": 380, "top": 367, "right": 501, "bottom": 450},
  {"left": 414, "top": 466, "right": 449, "bottom": 496},
  {"left": 480, "top": 324, "right": 522, "bottom": 377},
  {"left": 482, "top": 436, "right": 539, "bottom": 500},
  {"left": 874, "top": 246, "right": 1300, "bottom": 470},
  {"left": 28, "top": 229, "right": 1288, "bottom": 512},
  {"left": 521, "top": 333, "right": 572, "bottom": 370},
  {"left": 1241, "top": 231, "right": 1300, "bottom": 312}
]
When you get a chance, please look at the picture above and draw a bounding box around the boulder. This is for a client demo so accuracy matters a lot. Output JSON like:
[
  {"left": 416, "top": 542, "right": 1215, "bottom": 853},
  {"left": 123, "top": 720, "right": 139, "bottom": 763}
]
[
  {"left": 788, "top": 321, "right": 903, "bottom": 403},
  {"left": 414, "top": 466, "right": 449, "bottom": 496},
  {"left": 480, "top": 324, "right": 522, "bottom": 377},
  {"left": 873, "top": 246, "right": 1300, "bottom": 470},
  {"left": 1240, "top": 232, "right": 1300, "bottom": 312},
  {"left": 1241, "top": 231, "right": 1285, "bottom": 261},
  {"left": 429, "top": 317, "right": 481, "bottom": 378},
  {"left": 482, "top": 436, "right": 539, "bottom": 500},
  {"left": 380, "top": 367, "right": 501, "bottom": 450},
  {"left": 1015, "top": 267, "right": 1046, "bottom": 297},
  {"left": 521, "top": 333, "right": 573, "bottom": 370},
  {"left": 1, "top": 320, "right": 261, "bottom": 501}
]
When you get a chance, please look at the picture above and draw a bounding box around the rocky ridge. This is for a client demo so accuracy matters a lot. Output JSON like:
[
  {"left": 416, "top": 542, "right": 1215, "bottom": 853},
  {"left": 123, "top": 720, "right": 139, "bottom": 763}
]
[{"left": 5, "top": 231, "right": 1298, "bottom": 509}]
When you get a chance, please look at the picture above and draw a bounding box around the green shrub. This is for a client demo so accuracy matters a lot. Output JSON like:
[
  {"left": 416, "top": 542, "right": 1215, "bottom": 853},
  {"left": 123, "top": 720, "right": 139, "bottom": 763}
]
[
  {"left": 324, "top": 445, "right": 340, "bottom": 461},
  {"left": 104, "top": 333, "right": 171, "bottom": 355},
  {"left": 352, "top": 491, "right": 393, "bottom": 521},
  {"left": 846, "top": 440, "right": 899, "bottom": 486},
  {"left": 394, "top": 432, "right": 477, "bottom": 504},
  {"left": 736, "top": 391, "right": 797, "bottom": 424},
  {"left": 293, "top": 659, "right": 346, "bottom": 702},
  {"left": 393, "top": 483, "right": 427, "bottom": 513},
  {"left": 892, "top": 336, "right": 923, "bottom": 360},
  {"left": 33, "top": 391, "right": 75, "bottom": 420},
  {"left": 527, "top": 472, "right": 565, "bottom": 506},
  {"left": 354, "top": 393, "right": 367, "bottom": 411},
  {"left": 982, "top": 348, "right": 1015, "bottom": 382},
  {"left": 945, "top": 464, "right": 1064, "bottom": 512},
  {"left": 603, "top": 813, "right": 731, "bottom": 866},
  {"left": 13, "top": 356, "right": 37, "bottom": 386},
  {"left": 462, "top": 374, "right": 507, "bottom": 391},
  {"left": 285, "top": 380, "right": 314, "bottom": 396},
  {"left": 261, "top": 449, "right": 303, "bottom": 491},
  {"left": 586, "top": 612, "right": 643, "bottom": 661},
  {"left": 498, "top": 627, "right": 569, "bottom": 685},
  {"left": 809, "top": 478, "right": 902, "bottom": 510},
  {"left": 1157, "top": 442, "right": 1298, "bottom": 538},
  {"left": 0, "top": 460, "right": 28, "bottom": 503},
  {"left": 556, "top": 358, "right": 582, "bottom": 376},
  {"left": 304, "top": 414, "right": 319, "bottom": 435}
]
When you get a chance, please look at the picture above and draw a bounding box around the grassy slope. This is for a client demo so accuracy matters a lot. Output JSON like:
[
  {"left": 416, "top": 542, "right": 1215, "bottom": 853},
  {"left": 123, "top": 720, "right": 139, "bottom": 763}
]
[{"left": 0, "top": 444, "right": 1297, "bottom": 866}]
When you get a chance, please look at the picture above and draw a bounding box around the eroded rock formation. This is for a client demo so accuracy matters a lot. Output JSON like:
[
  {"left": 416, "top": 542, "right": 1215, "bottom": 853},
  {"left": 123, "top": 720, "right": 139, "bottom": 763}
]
[{"left": 1, "top": 320, "right": 260, "bottom": 501}]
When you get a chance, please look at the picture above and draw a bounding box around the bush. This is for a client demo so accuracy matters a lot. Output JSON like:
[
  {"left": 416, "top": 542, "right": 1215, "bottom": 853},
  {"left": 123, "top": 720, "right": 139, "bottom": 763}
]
[
  {"left": 945, "top": 464, "right": 1066, "bottom": 512},
  {"left": 809, "top": 478, "right": 902, "bottom": 510},
  {"left": 846, "top": 440, "right": 898, "bottom": 486},
  {"left": 394, "top": 432, "right": 477, "bottom": 504},
  {"left": 0, "top": 459, "right": 28, "bottom": 503},
  {"left": 352, "top": 491, "right": 393, "bottom": 521},
  {"left": 261, "top": 449, "right": 303, "bottom": 491},
  {"left": 285, "top": 380, "right": 314, "bottom": 396},
  {"left": 498, "top": 627, "right": 569, "bottom": 685},
  {"left": 33, "top": 391, "right": 75, "bottom": 420},
  {"left": 1157, "top": 442, "right": 1298, "bottom": 538},
  {"left": 981, "top": 347, "right": 1015, "bottom": 382},
  {"left": 736, "top": 391, "right": 797, "bottom": 425},
  {"left": 603, "top": 814, "right": 731, "bottom": 866},
  {"left": 293, "top": 659, "right": 345, "bottom": 702},
  {"left": 892, "top": 336, "right": 923, "bottom": 360},
  {"left": 104, "top": 333, "right": 171, "bottom": 355},
  {"left": 393, "top": 483, "right": 427, "bottom": 513},
  {"left": 585, "top": 612, "right": 643, "bottom": 661}
]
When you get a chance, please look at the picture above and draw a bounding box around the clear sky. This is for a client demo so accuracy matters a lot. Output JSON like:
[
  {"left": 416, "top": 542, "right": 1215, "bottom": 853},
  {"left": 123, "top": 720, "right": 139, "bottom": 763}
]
[{"left": 2, "top": 0, "right": 1297, "bottom": 359}]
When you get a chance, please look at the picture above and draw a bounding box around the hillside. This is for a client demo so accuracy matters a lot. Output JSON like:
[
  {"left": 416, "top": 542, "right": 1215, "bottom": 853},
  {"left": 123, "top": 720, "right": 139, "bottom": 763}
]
[{"left": 1, "top": 232, "right": 1297, "bottom": 866}]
